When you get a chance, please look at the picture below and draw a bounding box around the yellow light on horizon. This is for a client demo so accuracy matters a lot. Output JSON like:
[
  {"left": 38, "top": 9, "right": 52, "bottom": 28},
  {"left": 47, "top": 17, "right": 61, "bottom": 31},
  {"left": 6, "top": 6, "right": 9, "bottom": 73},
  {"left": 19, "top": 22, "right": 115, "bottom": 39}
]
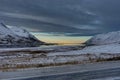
[{"left": 32, "top": 32, "right": 91, "bottom": 45}]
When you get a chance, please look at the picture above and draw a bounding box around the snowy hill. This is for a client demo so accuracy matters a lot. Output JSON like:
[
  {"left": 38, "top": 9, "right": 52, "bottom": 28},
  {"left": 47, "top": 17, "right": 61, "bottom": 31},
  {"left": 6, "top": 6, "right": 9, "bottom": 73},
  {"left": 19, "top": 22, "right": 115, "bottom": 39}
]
[
  {"left": 0, "top": 23, "right": 44, "bottom": 47},
  {"left": 85, "top": 31, "right": 120, "bottom": 46}
]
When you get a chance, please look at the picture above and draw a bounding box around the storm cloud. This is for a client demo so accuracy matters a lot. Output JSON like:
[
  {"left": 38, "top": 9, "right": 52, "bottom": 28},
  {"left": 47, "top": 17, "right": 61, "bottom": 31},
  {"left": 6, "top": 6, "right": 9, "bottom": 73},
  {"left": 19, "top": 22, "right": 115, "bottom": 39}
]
[{"left": 0, "top": 0, "right": 119, "bottom": 36}]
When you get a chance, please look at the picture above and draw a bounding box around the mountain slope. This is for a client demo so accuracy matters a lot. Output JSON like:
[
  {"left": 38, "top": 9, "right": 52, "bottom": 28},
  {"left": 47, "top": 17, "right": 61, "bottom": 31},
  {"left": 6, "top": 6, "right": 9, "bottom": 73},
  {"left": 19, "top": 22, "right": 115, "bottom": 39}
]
[
  {"left": 0, "top": 23, "right": 44, "bottom": 47},
  {"left": 85, "top": 31, "right": 120, "bottom": 46}
]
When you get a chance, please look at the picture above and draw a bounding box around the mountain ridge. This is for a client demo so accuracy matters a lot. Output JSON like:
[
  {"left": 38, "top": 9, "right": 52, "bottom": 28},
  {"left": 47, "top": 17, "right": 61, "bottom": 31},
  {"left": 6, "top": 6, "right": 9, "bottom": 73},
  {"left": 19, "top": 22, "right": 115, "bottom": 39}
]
[
  {"left": 85, "top": 31, "right": 120, "bottom": 46},
  {"left": 0, "top": 23, "right": 44, "bottom": 47}
]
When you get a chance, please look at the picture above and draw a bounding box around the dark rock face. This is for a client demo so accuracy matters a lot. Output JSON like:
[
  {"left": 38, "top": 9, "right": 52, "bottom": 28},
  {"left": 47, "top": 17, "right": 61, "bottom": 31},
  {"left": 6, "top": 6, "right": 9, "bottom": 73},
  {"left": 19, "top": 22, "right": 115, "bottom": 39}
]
[{"left": 0, "top": 23, "right": 44, "bottom": 47}]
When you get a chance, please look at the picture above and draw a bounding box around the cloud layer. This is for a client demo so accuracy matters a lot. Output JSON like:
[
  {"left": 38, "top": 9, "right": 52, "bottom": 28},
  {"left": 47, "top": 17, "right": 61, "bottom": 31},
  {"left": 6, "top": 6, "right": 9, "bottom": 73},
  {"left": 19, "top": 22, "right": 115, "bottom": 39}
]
[{"left": 0, "top": 0, "right": 119, "bottom": 36}]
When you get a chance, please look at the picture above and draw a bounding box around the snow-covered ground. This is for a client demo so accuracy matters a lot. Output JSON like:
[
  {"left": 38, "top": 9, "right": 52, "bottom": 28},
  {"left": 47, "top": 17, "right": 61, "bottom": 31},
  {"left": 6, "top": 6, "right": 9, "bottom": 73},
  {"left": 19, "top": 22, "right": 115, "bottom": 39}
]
[
  {"left": 49, "top": 44, "right": 120, "bottom": 56},
  {"left": 0, "top": 43, "right": 120, "bottom": 71},
  {"left": 0, "top": 45, "right": 85, "bottom": 71},
  {"left": 1, "top": 30, "right": 120, "bottom": 71}
]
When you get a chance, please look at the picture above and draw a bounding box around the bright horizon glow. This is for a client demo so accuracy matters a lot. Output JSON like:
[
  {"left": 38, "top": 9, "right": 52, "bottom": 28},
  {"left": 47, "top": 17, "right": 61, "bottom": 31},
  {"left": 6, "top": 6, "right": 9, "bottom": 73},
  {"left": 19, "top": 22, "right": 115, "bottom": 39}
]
[{"left": 32, "top": 32, "right": 92, "bottom": 45}]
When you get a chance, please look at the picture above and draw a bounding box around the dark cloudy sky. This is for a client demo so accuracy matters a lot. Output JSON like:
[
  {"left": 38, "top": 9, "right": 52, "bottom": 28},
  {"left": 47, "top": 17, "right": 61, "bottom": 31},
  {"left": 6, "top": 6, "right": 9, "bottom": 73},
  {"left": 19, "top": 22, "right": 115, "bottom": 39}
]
[{"left": 0, "top": 0, "right": 119, "bottom": 44}]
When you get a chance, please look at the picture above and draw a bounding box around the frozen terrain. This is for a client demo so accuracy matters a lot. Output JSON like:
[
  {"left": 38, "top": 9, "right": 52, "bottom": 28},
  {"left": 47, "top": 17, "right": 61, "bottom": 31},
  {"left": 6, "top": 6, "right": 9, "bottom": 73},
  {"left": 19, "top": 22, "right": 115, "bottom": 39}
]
[
  {"left": 51, "top": 44, "right": 120, "bottom": 56},
  {"left": 0, "top": 23, "right": 44, "bottom": 47},
  {"left": 0, "top": 31, "right": 120, "bottom": 71},
  {"left": 86, "top": 31, "right": 120, "bottom": 45},
  {"left": 0, "top": 44, "right": 120, "bottom": 71}
]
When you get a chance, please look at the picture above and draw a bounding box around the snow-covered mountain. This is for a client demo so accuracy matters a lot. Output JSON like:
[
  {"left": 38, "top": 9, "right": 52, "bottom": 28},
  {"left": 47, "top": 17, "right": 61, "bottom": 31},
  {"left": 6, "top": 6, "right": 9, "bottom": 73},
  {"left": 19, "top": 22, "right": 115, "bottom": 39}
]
[
  {"left": 85, "top": 31, "right": 120, "bottom": 46},
  {"left": 0, "top": 23, "right": 44, "bottom": 47}
]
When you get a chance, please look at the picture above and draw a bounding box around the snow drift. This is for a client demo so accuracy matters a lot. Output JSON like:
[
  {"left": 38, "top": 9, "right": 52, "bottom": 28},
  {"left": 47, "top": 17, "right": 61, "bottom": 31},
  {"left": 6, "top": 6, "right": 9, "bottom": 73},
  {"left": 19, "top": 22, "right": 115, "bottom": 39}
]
[
  {"left": 85, "top": 31, "right": 120, "bottom": 45},
  {"left": 0, "top": 23, "right": 44, "bottom": 47}
]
